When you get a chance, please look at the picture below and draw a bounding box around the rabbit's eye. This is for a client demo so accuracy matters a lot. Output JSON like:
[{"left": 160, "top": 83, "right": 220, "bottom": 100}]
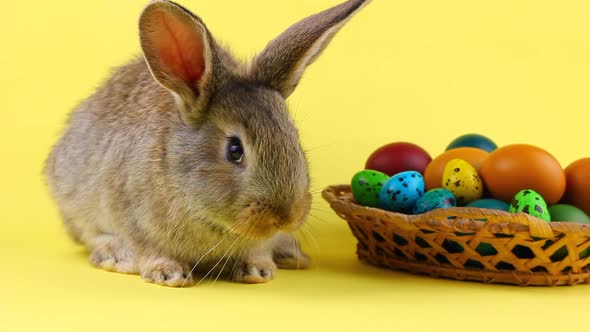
[{"left": 227, "top": 137, "right": 244, "bottom": 164}]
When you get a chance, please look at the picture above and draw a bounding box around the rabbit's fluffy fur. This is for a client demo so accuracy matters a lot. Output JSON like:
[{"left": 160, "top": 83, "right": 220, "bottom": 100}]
[{"left": 45, "top": 0, "right": 369, "bottom": 287}]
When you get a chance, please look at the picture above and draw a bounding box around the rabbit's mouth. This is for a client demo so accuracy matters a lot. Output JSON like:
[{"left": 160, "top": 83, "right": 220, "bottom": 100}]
[{"left": 230, "top": 198, "right": 310, "bottom": 240}]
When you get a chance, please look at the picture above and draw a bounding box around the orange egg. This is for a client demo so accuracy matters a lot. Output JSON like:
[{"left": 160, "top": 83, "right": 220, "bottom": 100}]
[
  {"left": 424, "top": 147, "right": 489, "bottom": 190},
  {"left": 563, "top": 158, "right": 590, "bottom": 216},
  {"left": 479, "top": 144, "right": 565, "bottom": 204}
]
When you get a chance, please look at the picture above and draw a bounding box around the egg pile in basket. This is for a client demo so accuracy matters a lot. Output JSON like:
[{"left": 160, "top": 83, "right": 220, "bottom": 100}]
[{"left": 322, "top": 134, "right": 590, "bottom": 286}]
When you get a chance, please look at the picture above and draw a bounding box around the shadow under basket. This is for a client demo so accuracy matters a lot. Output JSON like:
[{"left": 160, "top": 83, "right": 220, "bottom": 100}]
[{"left": 323, "top": 185, "right": 590, "bottom": 286}]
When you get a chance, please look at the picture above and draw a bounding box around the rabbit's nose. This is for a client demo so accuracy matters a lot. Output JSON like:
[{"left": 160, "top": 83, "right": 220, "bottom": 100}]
[
  {"left": 275, "top": 196, "right": 311, "bottom": 231},
  {"left": 271, "top": 205, "right": 292, "bottom": 226}
]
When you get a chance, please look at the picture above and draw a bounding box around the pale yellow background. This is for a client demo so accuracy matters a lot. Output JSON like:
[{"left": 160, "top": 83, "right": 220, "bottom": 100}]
[{"left": 1, "top": 0, "right": 590, "bottom": 331}]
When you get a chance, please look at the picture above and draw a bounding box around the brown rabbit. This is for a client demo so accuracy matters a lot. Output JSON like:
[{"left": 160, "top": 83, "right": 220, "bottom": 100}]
[{"left": 44, "top": 0, "right": 370, "bottom": 287}]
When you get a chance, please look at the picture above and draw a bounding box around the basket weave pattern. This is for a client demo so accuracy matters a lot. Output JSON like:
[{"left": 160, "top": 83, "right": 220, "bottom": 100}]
[{"left": 323, "top": 185, "right": 590, "bottom": 286}]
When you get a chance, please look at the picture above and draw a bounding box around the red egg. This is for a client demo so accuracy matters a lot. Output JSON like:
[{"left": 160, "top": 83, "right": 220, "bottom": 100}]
[{"left": 365, "top": 142, "right": 432, "bottom": 176}]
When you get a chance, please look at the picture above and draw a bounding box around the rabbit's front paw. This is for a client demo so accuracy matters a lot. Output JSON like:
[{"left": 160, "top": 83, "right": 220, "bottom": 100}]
[
  {"left": 233, "top": 258, "right": 277, "bottom": 284},
  {"left": 273, "top": 250, "right": 310, "bottom": 270},
  {"left": 272, "top": 233, "right": 310, "bottom": 270},
  {"left": 89, "top": 235, "right": 137, "bottom": 274},
  {"left": 140, "top": 257, "right": 194, "bottom": 287}
]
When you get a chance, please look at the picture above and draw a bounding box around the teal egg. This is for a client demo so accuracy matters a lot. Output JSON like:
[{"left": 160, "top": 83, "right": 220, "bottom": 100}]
[
  {"left": 446, "top": 134, "right": 498, "bottom": 153},
  {"left": 509, "top": 189, "right": 551, "bottom": 222},
  {"left": 413, "top": 188, "right": 456, "bottom": 214},
  {"left": 351, "top": 170, "right": 390, "bottom": 207},
  {"left": 549, "top": 204, "right": 590, "bottom": 223},
  {"left": 466, "top": 199, "right": 510, "bottom": 211}
]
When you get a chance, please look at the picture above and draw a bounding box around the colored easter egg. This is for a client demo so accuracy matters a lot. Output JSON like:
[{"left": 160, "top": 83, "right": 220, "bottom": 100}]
[
  {"left": 480, "top": 144, "right": 565, "bottom": 204},
  {"left": 413, "top": 188, "right": 457, "bottom": 214},
  {"left": 350, "top": 170, "right": 390, "bottom": 208},
  {"left": 424, "top": 147, "right": 489, "bottom": 191},
  {"left": 365, "top": 142, "right": 432, "bottom": 176},
  {"left": 548, "top": 204, "right": 590, "bottom": 223},
  {"left": 379, "top": 171, "right": 425, "bottom": 213},
  {"left": 509, "top": 189, "right": 551, "bottom": 222},
  {"left": 563, "top": 158, "right": 590, "bottom": 216},
  {"left": 466, "top": 199, "right": 510, "bottom": 211},
  {"left": 446, "top": 134, "right": 498, "bottom": 153},
  {"left": 441, "top": 159, "right": 484, "bottom": 205}
]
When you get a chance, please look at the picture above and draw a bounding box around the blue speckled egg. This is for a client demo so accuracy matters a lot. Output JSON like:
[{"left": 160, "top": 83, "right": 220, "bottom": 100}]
[
  {"left": 379, "top": 171, "right": 425, "bottom": 213},
  {"left": 413, "top": 188, "right": 456, "bottom": 214}
]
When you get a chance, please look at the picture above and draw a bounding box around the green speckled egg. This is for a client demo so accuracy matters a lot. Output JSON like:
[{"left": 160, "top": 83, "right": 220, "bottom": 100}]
[
  {"left": 351, "top": 170, "right": 390, "bottom": 207},
  {"left": 509, "top": 189, "right": 551, "bottom": 222},
  {"left": 548, "top": 204, "right": 590, "bottom": 223},
  {"left": 442, "top": 159, "right": 483, "bottom": 205},
  {"left": 413, "top": 188, "right": 456, "bottom": 214}
]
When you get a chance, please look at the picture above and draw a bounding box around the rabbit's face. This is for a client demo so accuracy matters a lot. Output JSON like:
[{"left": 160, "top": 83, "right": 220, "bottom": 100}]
[
  {"left": 139, "top": 0, "right": 369, "bottom": 239},
  {"left": 174, "top": 80, "right": 311, "bottom": 240}
]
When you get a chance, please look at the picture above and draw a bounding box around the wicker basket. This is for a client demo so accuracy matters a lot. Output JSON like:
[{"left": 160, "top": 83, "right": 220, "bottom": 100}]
[{"left": 323, "top": 184, "right": 590, "bottom": 286}]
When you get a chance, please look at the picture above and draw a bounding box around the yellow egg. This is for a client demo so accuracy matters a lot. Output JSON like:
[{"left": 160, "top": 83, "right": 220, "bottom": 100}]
[{"left": 442, "top": 159, "right": 483, "bottom": 206}]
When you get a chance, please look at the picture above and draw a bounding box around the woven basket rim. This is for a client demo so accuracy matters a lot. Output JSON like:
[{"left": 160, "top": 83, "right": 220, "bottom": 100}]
[{"left": 323, "top": 184, "right": 590, "bottom": 238}]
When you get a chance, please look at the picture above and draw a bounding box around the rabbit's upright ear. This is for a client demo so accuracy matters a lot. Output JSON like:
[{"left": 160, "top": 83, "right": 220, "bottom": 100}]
[
  {"left": 139, "top": 0, "right": 222, "bottom": 125},
  {"left": 251, "top": 0, "right": 370, "bottom": 98}
]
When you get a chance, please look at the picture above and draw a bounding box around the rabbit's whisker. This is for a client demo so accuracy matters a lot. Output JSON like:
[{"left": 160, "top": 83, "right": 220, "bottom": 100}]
[
  {"left": 303, "top": 219, "right": 321, "bottom": 237},
  {"left": 182, "top": 232, "right": 233, "bottom": 287},
  {"left": 295, "top": 233, "right": 302, "bottom": 270},
  {"left": 226, "top": 218, "right": 249, "bottom": 235},
  {"left": 212, "top": 222, "right": 253, "bottom": 285},
  {"left": 211, "top": 241, "right": 240, "bottom": 287},
  {"left": 308, "top": 213, "right": 329, "bottom": 225},
  {"left": 299, "top": 225, "right": 320, "bottom": 253},
  {"left": 303, "top": 140, "right": 342, "bottom": 154},
  {"left": 310, "top": 206, "right": 330, "bottom": 212},
  {"left": 198, "top": 233, "right": 242, "bottom": 285},
  {"left": 229, "top": 244, "right": 246, "bottom": 281},
  {"left": 305, "top": 228, "right": 321, "bottom": 266},
  {"left": 289, "top": 232, "right": 299, "bottom": 270},
  {"left": 228, "top": 222, "right": 256, "bottom": 282}
]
